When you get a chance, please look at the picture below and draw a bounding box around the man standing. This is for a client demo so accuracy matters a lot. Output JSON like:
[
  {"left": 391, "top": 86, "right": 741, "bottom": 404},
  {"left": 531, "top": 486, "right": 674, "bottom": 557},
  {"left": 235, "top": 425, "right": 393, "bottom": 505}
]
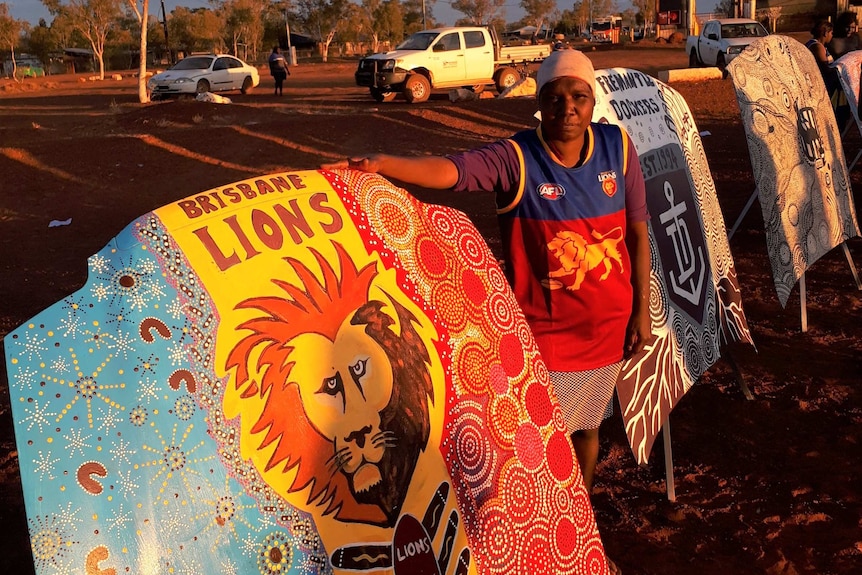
[
  {"left": 268, "top": 46, "right": 290, "bottom": 96},
  {"left": 324, "top": 50, "right": 652, "bottom": 574}
]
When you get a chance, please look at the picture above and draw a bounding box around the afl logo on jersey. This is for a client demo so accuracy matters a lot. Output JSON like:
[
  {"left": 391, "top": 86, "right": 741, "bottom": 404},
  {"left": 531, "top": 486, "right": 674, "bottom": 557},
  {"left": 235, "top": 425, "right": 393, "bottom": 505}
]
[
  {"left": 537, "top": 183, "right": 566, "bottom": 200},
  {"left": 598, "top": 171, "right": 618, "bottom": 197}
]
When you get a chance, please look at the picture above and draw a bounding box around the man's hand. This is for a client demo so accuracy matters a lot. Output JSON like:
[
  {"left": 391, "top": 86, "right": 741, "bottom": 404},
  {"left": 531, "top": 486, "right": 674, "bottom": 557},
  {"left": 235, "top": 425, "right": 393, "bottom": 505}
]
[
  {"left": 320, "top": 154, "right": 458, "bottom": 189},
  {"left": 320, "top": 156, "right": 383, "bottom": 172},
  {"left": 624, "top": 309, "right": 651, "bottom": 359}
]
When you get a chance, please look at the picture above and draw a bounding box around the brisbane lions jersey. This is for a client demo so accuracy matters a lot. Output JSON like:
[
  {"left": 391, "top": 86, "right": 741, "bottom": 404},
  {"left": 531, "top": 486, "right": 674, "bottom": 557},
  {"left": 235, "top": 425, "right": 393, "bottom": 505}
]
[{"left": 499, "top": 124, "right": 634, "bottom": 371}]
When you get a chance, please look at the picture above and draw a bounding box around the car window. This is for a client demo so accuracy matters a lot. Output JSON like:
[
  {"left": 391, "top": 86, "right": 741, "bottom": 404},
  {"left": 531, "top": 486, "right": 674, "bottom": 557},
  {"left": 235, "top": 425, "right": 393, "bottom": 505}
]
[
  {"left": 704, "top": 22, "right": 719, "bottom": 39},
  {"left": 225, "top": 57, "right": 243, "bottom": 69},
  {"left": 722, "top": 25, "right": 740, "bottom": 39},
  {"left": 748, "top": 23, "right": 769, "bottom": 37},
  {"left": 171, "top": 57, "right": 213, "bottom": 70},
  {"left": 437, "top": 33, "right": 462, "bottom": 51},
  {"left": 464, "top": 31, "right": 486, "bottom": 49},
  {"left": 397, "top": 32, "right": 437, "bottom": 50},
  {"left": 214, "top": 58, "right": 230, "bottom": 71}
]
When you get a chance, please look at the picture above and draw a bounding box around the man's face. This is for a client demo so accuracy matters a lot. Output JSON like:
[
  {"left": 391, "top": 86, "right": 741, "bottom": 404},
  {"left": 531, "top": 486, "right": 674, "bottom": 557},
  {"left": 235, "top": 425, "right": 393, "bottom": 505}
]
[{"left": 538, "top": 77, "right": 595, "bottom": 143}]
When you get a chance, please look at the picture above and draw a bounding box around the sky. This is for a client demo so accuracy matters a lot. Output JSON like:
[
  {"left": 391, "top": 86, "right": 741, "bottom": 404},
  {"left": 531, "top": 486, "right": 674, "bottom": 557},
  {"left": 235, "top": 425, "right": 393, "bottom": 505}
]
[{"left": 6, "top": 0, "right": 719, "bottom": 31}]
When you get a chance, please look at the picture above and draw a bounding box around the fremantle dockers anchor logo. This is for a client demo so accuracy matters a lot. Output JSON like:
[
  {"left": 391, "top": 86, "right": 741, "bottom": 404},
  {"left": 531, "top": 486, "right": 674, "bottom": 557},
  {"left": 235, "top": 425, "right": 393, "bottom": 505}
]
[
  {"left": 657, "top": 179, "right": 707, "bottom": 320},
  {"left": 797, "top": 106, "right": 825, "bottom": 167}
]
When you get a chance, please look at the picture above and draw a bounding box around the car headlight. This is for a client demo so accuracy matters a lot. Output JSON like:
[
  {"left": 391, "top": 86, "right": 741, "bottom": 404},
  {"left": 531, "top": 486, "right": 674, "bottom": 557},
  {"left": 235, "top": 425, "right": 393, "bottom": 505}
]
[
  {"left": 380, "top": 59, "right": 397, "bottom": 71},
  {"left": 726, "top": 46, "right": 743, "bottom": 54},
  {"left": 172, "top": 77, "right": 194, "bottom": 85},
  {"left": 147, "top": 78, "right": 156, "bottom": 90}
]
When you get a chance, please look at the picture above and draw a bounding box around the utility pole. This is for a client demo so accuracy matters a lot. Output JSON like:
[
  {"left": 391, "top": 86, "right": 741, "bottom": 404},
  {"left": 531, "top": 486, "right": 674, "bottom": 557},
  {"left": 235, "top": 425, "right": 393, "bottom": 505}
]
[
  {"left": 284, "top": 9, "right": 296, "bottom": 66},
  {"left": 160, "top": 0, "right": 171, "bottom": 63},
  {"left": 422, "top": 0, "right": 427, "bottom": 29}
]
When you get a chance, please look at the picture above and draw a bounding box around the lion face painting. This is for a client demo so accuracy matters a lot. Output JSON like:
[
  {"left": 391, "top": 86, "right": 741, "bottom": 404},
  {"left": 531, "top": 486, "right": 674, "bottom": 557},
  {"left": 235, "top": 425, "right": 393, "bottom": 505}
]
[{"left": 225, "top": 242, "right": 435, "bottom": 527}]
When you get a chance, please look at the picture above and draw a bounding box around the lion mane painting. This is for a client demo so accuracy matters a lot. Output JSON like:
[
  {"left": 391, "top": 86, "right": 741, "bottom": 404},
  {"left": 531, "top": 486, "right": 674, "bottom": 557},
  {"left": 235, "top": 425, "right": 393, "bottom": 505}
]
[{"left": 225, "top": 241, "right": 435, "bottom": 527}]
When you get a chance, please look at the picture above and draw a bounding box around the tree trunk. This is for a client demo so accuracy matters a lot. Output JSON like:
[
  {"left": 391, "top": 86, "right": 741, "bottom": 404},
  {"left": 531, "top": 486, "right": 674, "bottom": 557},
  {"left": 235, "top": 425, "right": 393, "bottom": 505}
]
[
  {"left": 138, "top": 0, "right": 150, "bottom": 103},
  {"left": 97, "top": 50, "right": 105, "bottom": 79},
  {"left": 11, "top": 45, "right": 19, "bottom": 83}
]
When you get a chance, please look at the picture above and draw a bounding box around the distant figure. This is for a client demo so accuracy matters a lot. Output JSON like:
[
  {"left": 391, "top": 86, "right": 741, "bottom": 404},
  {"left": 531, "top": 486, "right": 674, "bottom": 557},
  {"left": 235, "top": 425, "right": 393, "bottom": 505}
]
[
  {"left": 553, "top": 33, "right": 566, "bottom": 51},
  {"left": 268, "top": 46, "right": 290, "bottom": 96},
  {"left": 829, "top": 11, "right": 860, "bottom": 58},
  {"left": 807, "top": 20, "right": 851, "bottom": 130}
]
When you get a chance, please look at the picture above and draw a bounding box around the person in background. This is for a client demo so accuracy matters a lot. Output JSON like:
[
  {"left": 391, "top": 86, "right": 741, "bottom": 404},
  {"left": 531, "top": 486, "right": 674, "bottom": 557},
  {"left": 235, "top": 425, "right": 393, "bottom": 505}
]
[
  {"left": 807, "top": 20, "right": 851, "bottom": 130},
  {"left": 268, "top": 46, "right": 290, "bottom": 96},
  {"left": 553, "top": 33, "right": 567, "bottom": 51},
  {"left": 323, "top": 49, "right": 652, "bottom": 575},
  {"left": 828, "top": 11, "right": 859, "bottom": 58}
]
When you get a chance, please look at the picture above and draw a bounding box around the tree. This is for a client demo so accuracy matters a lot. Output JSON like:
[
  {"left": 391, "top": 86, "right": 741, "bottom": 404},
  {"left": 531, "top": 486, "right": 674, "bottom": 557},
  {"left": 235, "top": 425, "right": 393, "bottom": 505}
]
[
  {"left": 25, "top": 20, "right": 59, "bottom": 72},
  {"left": 631, "top": 0, "right": 655, "bottom": 33},
  {"left": 572, "top": 0, "right": 615, "bottom": 30},
  {"left": 123, "top": 0, "right": 151, "bottom": 105},
  {"left": 0, "top": 3, "right": 25, "bottom": 80},
  {"left": 714, "top": 0, "right": 733, "bottom": 18},
  {"left": 556, "top": 8, "right": 580, "bottom": 37},
  {"left": 296, "top": 0, "right": 348, "bottom": 62},
  {"left": 355, "top": 0, "right": 404, "bottom": 52},
  {"left": 378, "top": 0, "right": 404, "bottom": 44},
  {"left": 357, "top": 0, "right": 379, "bottom": 52},
  {"left": 520, "top": 0, "right": 556, "bottom": 35},
  {"left": 221, "top": 0, "right": 267, "bottom": 61},
  {"left": 170, "top": 7, "right": 223, "bottom": 54},
  {"left": 402, "top": 0, "right": 434, "bottom": 34},
  {"left": 43, "top": 0, "right": 123, "bottom": 80},
  {"left": 451, "top": 0, "right": 505, "bottom": 26}
]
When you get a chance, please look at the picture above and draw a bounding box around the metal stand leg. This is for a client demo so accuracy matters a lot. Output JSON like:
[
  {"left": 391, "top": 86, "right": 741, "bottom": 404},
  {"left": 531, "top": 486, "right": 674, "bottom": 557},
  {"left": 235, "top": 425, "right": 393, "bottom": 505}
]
[
  {"left": 728, "top": 188, "right": 759, "bottom": 240},
  {"left": 662, "top": 418, "right": 676, "bottom": 502},
  {"left": 848, "top": 149, "right": 862, "bottom": 171},
  {"left": 799, "top": 273, "right": 808, "bottom": 333},
  {"left": 841, "top": 242, "right": 862, "bottom": 289},
  {"left": 724, "top": 347, "right": 755, "bottom": 400}
]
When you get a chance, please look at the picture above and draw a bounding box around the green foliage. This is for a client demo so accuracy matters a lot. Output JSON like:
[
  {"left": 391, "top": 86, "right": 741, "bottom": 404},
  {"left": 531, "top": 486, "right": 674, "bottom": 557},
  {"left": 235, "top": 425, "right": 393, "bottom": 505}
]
[
  {"left": 402, "top": 0, "right": 433, "bottom": 33},
  {"left": 24, "top": 20, "right": 59, "bottom": 66},
  {"left": 631, "top": 0, "right": 655, "bottom": 26},
  {"left": 376, "top": 0, "right": 405, "bottom": 44},
  {"left": 0, "top": 2, "right": 25, "bottom": 56},
  {"left": 520, "top": 0, "right": 555, "bottom": 29},
  {"left": 451, "top": 0, "right": 506, "bottom": 27},
  {"left": 715, "top": 0, "right": 733, "bottom": 18},
  {"left": 170, "top": 6, "right": 223, "bottom": 53}
]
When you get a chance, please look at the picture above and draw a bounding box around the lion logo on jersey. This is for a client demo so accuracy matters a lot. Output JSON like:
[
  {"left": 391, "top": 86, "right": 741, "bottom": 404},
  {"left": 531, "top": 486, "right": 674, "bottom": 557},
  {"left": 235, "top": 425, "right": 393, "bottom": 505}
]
[
  {"left": 226, "top": 241, "right": 435, "bottom": 527},
  {"left": 547, "top": 227, "right": 625, "bottom": 290}
]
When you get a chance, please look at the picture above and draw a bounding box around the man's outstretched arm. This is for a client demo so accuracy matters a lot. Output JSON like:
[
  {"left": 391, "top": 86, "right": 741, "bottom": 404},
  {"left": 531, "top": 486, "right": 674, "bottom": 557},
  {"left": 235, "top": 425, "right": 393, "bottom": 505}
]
[{"left": 322, "top": 154, "right": 459, "bottom": 190}]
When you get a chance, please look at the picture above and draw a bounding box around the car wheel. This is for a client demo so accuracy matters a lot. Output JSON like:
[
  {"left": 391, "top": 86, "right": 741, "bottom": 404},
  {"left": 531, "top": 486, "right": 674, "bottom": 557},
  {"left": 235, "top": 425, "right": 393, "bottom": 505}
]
[
  {"left": 241, "top": 76, "right": 254, "bottom": 94},
  {"left": 196, "top": 79, "right": 210, "bottom": 94},
  {"left": 494, "top": 67, "right": 519, "bottom": 93},
  {"left": 689, "top": 50, "right": 700, "bottom": 68},
  {"left": 404, "top": 74, "right": 430, "bottom": 104},
  {"left": 370, "top": 88, "right": 396, "bottom": 102}
]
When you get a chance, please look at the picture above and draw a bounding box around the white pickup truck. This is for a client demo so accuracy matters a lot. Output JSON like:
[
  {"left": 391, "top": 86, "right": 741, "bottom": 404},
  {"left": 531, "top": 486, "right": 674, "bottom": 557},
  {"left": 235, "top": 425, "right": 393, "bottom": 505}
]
[
  {"left": 354, "top": 26, "right": 551, "bottom": 103},
  {"left": 686, "top": 18, "right": 769, "bottom": 72}
]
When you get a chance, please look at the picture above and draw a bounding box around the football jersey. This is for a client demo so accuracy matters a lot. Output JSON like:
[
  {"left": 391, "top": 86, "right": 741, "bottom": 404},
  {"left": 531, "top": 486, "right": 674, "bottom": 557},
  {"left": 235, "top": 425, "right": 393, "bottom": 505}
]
[{"left": 499, "top": 124, "right": 633, "bottom": 371}]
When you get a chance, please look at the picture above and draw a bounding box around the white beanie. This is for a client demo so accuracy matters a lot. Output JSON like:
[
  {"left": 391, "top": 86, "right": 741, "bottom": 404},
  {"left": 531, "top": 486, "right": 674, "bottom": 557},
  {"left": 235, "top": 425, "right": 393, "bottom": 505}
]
[{"left": 536, "top": 50, "right": 596, "bottom": 97}]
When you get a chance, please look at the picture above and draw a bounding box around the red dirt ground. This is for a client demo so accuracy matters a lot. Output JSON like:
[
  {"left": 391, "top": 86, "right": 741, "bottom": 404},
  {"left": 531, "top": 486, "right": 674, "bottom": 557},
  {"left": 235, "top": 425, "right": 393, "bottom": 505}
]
[{"left": 1, "top": 43, "right": 860, "bottom": 575}]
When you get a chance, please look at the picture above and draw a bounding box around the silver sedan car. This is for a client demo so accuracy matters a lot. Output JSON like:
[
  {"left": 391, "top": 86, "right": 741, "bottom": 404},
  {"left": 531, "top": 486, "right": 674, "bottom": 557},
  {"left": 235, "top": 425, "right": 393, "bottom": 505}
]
[{"left": 147, "top": 54, "right": 260, "bottom": 98}]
